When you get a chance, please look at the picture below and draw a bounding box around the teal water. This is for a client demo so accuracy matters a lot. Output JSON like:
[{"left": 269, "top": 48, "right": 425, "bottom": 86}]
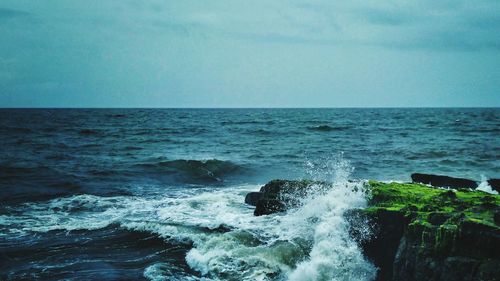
[{"left": 0, "top": 108, "right": 498, "bottom": 280}]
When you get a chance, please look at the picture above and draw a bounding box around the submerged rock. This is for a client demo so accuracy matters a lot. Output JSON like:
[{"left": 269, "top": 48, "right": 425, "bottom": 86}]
[{"left": 411, "top": 173, "right": 478, "bottom": 189}]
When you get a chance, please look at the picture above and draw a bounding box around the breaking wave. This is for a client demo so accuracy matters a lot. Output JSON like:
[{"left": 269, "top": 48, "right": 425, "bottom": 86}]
[
  {"left": 307, "top": 125, "right": 351, "bottom": 132},
  {"left": 0, "top": 156, "right": 376, "bottom": 280}
]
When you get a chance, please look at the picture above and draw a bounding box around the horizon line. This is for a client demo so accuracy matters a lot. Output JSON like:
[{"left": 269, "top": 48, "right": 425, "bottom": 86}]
[{"left": 0, "top": 106, "right": 498, "bottom": 109}]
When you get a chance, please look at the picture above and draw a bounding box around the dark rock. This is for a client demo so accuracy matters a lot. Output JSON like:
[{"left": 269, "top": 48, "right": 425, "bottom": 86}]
[
  {"left": 244, "top": 192, "right": 263, "bottom": 206},
  {"left": 392, "top": 220, "right": 500, "bottom": 281},
  {"left": 249, "top": 179, "right": 319, "bottom": 216},
  {"left": 476, "top": 259, "right": 500, "bottom": 281},
  {"left": 259, "top": 179, "right": 314, "bottom": 194},
  {"left": 438, "top": 190, "right": 457, "bottom": 200},
  {"left": 488, "top": 179, "right": 500, "bottom": 193},
  {"left": 203, "top": 224, "right": 232, "bottom": 233},
  {"left": 411, "top": 173, "right": 478, "bottom": 189},
  {"left": 440, "top": 257, "right": 479, "bottom": 281},
  {"left": 455, "top": 221, "right": 500, "bottom": 259},
  {"left": 254, "top": 199, "right": 286, "bottom": 216},
  {"left": 494, "top": 211, "right": 500, "bottom": 226},
  {"left": 479, "top": 196, "right": 499, "bottom": 211},
  {"left": 427, "top": 212, "right": 451, "bottom": 225},
  {"left": 354, "top": 181, "right": 500, "bottom": 281},
  {"left": 347, "top": 209, "right": 409, "bottom": 281}
]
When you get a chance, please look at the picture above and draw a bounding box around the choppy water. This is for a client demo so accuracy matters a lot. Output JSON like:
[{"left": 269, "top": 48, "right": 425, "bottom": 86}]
[{"left": 0, "top": 108, "right": 498, "bottom": 280}]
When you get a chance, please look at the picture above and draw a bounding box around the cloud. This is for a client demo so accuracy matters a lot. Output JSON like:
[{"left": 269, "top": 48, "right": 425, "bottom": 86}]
[
  {"left": 140, "top": 0, "right": 499, "bottom": 51},
  {"left": 0, "top": 0, "right": 498, "bottom": 107}
]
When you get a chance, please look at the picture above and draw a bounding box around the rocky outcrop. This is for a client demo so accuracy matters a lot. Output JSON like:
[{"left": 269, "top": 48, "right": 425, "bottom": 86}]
[
  {"left": 411, "top": 173, "right": 478, "bottom": 189},
  {"left": 352, "top": 181, "right": 500, "bottom": 281},
  {"left": 347, "top": 208, "right": 410, "bottom": 281},
  {"left": 245, "top": 179, "right": 500, "bottom": 281}
]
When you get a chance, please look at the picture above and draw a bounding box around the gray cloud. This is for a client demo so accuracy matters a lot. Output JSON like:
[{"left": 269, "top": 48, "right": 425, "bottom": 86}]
[{"left": 0, "top": 0, "right": 498, "bottom": 107}]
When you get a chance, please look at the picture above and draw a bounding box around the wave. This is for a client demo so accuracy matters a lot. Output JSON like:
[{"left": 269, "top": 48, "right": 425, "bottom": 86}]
[
  {"left": 406, "top": 150, "right": 449, "bottom": 160},
  {"left": 0, "top": 126, "right": 34, "bottom": 134},
  {"left": 0, "top": 157, "right": 375, "bottom": 280},
  {"left": 124, "top": 146, "right": 143, "bottom": 151},
  {"left": 78, "top": 129, "right": 100, "bottom": 136},
  {"left": 0, "top": 164, "right": 74, "bottom": 184},
  {"left": 221, "top": 120, "right": 275, "bottom": 125},
  {"left": 136, "top": 159, "right": 244, "bottom": 183},
  {"left": 248, "top": 128, "right": 275, "bottom": 136},
  {"left": 106, "top": 114, "right": 127, "bottom": 118},
  {"left": 0, "top": 224, "right": 192, "bottom": 280},
  {"left": 307, "top": 125, "right": 351, "bottom": 132}
]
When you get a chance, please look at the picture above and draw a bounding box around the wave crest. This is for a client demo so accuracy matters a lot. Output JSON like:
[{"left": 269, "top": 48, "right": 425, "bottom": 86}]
[{"left": 136, "top": 159, "right": 243, "bottom": 183}]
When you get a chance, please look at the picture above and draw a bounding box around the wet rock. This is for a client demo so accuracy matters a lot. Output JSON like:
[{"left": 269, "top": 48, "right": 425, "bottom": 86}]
[
  {"left": 392, "top": 221, "right": 500, "bottom": 281},
  {"left": 244, "top": 192, "right": 263, "bottom": 206},
  {"left": 427, "top": 212, "right": 451, "bottom": 225},
  {"left": 411, "top": 173, "right": 478, "bottom": 189},
  {"left": 354, "top": 181, "right": 500, "bottom": 281},
  {"left": 203, "top": 224, "right": 232, "bottom": 233},
  {"left": 488, "top": 179, "right": 500, "bottom": 193},
  {"left": 254, "top": 199, "right": 286, "bottom": 216},
  {"left": 494, "top": 211, "right": 500, "bottom": 225},
  {"left": 245, "top": 179, "right": 319, "bottom": 216},
  {"left": 347, "top": 209, "right": 409, "bottom": 281}
]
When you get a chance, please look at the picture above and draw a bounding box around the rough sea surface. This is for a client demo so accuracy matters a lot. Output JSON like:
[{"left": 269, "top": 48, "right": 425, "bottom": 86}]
[{"left": 0, "top": 108, "right": 498, "bottom": 280}]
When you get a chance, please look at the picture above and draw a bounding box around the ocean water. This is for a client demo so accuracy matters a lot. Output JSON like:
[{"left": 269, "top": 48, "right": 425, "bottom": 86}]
[{"left": 0, "top": 108, "right": 498, "bottom": 280}]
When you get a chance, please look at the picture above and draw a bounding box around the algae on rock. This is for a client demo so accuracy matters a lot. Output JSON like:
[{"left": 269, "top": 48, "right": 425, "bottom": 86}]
[
  {"left": 244, "top": 179, "right": 500, "bottom": 281},
  {"left": 354, "top": 181, "right": 500, "bottom": 281}
]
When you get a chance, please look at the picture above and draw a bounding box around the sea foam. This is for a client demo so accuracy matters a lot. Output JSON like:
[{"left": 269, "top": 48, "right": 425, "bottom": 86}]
[{"left": 0, "top": 158, "right": 376, "bottom": 280}]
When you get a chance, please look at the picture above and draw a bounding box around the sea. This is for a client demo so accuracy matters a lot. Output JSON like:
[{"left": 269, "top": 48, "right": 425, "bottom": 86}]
[{"left": 0, "top": 108, "right": 498, "bottom": 280}]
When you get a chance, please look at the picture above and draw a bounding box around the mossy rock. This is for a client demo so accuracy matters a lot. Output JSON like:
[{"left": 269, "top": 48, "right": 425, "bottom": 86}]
[
  {"left": 357, "top": 181, "right": 500, "bottom": 281},
  {"left": 366, "top": 181, "right": 500, "bottom": 229}
]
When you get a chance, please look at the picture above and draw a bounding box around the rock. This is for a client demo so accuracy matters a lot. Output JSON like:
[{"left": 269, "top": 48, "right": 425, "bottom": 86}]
[
  {"left": 203, "top": 224, "right": 232, "bottom": 233},
  {"left": 494, "top": 211, "right": 500, "bottom": 225},
  {"left": 356, "top": 181, "right": 500, "bottom": 281},
  {"left": 441, "top": 257, "right": 479, "bottom": 281},
  {"left": 244, "top": 192, "right": 263, "bottom": 206},
  {"left": 245, "top": 179, "right": 321, "bottom": 216},
  {"left": 246, "top": 179, "right": 500, "bottom": 280},
  {"left": 488, "top": 179, "right": 500, "bottom": 193},
  {"left": 347, "top": 209, "right": 409, "bottom": 281},
  {"left": 476, "top": 259, "right": 500, "bottom": 281},
  {"left": 392, "top": 221, "right": 500, "bottom": 281},
  {"left": 427, "top": 212, "right": 451, "bottom": 225},
  {"left": 254, "top": 199, "right": 286, "bottom": 216},
  {"left": 259, "top": 179, "right": 314, "bottom": 194},
  {"left": 411, "top": 173, "right": 478, "bottom": 189}
]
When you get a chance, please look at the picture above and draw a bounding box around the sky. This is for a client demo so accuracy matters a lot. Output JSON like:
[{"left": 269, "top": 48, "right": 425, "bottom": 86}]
[{"left": 0, "top": 0, "right": 499, "bottom": 108}]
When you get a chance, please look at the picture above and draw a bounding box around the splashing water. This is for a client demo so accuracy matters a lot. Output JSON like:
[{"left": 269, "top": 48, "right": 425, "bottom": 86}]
[
  {"left": 0, "top": 156, "right": 376, "bottom": 280},
  {"left": 286, "top": 156, "right": 376, "bottom": 281},
  {"left": 184, "top": 155, "right": 376, "bottom": 280},
  {"left": 476, "top": 175, "right": 498, "bottom": 195}
]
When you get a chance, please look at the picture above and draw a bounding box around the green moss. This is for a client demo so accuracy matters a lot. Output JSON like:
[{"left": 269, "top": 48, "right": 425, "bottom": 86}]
[
  {"left": 434, "top": 224, "right": 458, "bottom": 255},
  {"left": 366, "top": 181, "right": 500, "bottom": 229}
]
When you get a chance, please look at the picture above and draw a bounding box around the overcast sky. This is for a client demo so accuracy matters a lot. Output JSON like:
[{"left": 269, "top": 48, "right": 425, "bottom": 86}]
[{"left": 0, "top": 0, "right": 499, "bottom": 107}]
